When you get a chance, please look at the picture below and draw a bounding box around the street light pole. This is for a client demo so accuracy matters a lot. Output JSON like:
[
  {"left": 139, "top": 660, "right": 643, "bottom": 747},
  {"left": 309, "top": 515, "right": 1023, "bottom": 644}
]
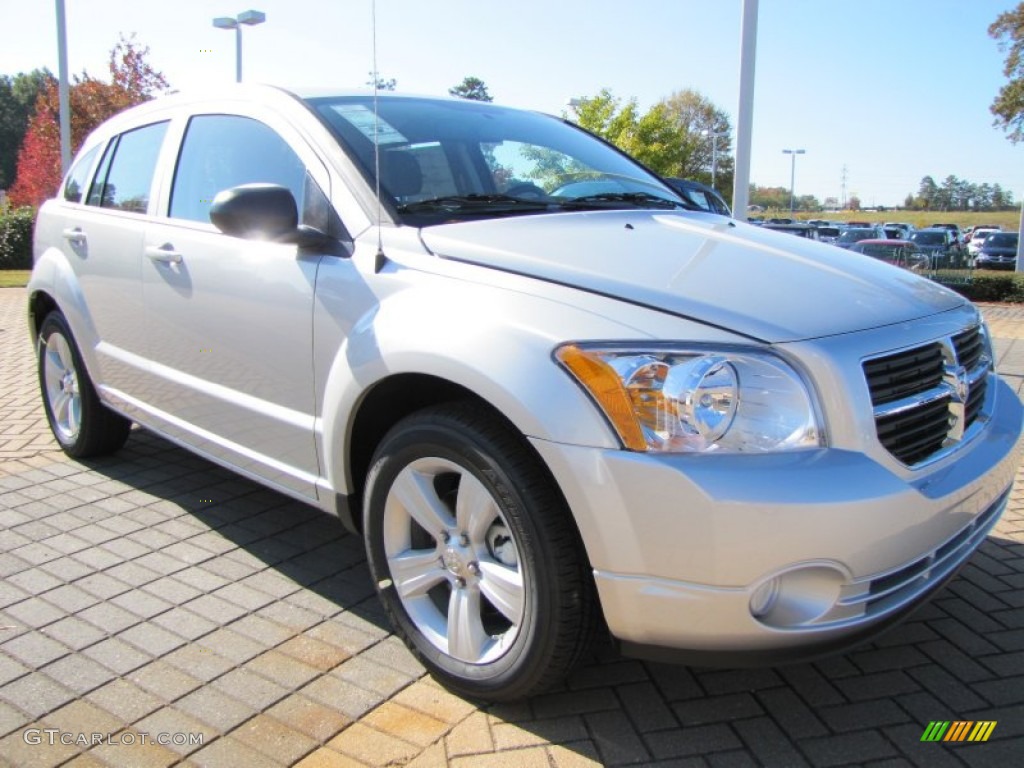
[
  {"left": 782, "top": 148, "right": 805, "bottom": 214},
  {"left": 703, "top": 130, "right": 728, "bottom": 190},
  {"left": 213, "top": 10, "right": 265, "bottom": 83}
]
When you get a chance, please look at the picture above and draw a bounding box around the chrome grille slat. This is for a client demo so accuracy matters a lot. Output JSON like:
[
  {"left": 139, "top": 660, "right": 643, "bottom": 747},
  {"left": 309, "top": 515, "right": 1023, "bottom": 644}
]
[{"left": 864, "top": 324, "right": 991, "bottom": 466}]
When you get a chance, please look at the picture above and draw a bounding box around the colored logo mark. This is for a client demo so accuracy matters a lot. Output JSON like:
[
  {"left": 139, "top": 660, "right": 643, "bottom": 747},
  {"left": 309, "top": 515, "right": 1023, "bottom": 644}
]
[{"left": 920, "top": 721, "right": 997, "bottom": 742}]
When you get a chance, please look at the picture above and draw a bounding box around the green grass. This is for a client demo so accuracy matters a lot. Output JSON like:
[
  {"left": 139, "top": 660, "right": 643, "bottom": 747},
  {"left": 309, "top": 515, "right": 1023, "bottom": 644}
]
[
  {"left": 0, "top": 270, "right": 30, "bottom": 288},
  {"left": 791, "top": 209, "right": 1022, "bottom": 231}
]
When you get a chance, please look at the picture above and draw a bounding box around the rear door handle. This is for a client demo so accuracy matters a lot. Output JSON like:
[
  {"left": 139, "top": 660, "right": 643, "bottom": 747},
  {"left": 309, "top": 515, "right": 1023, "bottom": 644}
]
[
  {"left": 145, "top": 245, "right": 183, "bottom": 265},
  {"left": 62, "top": 227, "right": 86, "bottom": 244}
]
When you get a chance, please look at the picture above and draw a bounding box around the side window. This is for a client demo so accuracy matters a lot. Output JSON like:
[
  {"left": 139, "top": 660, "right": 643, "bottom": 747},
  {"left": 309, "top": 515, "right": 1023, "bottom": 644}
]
[
  {"left": 88, "top": 122, "right": 169, "bottom": 213},
  {"left": 63, "top": 145, "right": 100, "bottom": 203},
  {"left": 169, "top": 114, "right": 306, "bottom": 224}
]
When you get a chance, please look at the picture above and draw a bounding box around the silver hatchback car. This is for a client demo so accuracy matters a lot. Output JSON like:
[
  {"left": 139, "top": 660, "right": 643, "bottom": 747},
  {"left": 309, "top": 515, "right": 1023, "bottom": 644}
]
[{"left": 29, "top": 85, "right": 1024, "bottom": 700}]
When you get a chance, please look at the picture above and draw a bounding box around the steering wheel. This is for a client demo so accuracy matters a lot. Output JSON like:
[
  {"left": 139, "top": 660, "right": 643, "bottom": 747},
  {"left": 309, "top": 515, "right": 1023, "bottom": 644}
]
[{"left": 503, "top": 182, "right": 548, "bottom": 199}]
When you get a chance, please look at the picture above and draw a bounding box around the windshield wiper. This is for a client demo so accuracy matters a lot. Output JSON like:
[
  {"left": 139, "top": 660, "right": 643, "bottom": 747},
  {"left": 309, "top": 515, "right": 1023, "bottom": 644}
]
[
  {"left": 558, "top": 191, "right": 696, "bottom": 211},
  {"left": 396, "top": 194, "right": 552, "bottom": 214}
]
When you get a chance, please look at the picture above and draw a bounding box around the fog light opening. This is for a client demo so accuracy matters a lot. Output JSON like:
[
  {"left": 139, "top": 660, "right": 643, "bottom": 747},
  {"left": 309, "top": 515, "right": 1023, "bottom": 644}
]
[{"left": 750, "top": 577, "right": 781, "bottom": 618}]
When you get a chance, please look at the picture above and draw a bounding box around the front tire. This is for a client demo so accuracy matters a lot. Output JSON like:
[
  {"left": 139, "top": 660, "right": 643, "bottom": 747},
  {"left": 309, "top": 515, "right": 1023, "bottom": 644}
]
[
  {"left": 37, "top": 311, "right": 131, "bottom": 457},
  {"left": 363, "top": 403, "right": 596, "bottom": 701}
]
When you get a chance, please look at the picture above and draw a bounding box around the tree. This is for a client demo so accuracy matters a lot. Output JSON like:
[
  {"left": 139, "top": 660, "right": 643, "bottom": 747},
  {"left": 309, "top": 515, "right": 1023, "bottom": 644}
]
[
  {"left": 366, "top": 72, "right": 397, "bottom": 91},
  {"left": 449, "top": 76, "right": 492, "bottom": 102},
  {"left": 0, "top": 69, "right": 51, "bottom": 189},
  {"left": 989, "top": 2, "right": 1024, "bottom": 143},
  {"left": 660, "top": 89, "right": 734, "bottom": 191},
  {"left": 568, "top": 87, "right": 734, "bottom": 204},
  {"left": 847, "top": 195, "right": 861, "bottom": 211},
  {"left": 8, "top": 35, "right": 167, "bottom": 207}
]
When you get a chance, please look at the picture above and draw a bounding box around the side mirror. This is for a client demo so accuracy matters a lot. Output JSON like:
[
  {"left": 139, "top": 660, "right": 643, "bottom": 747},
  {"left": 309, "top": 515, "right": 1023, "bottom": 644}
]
[{"left": 210, "top": 184, "right": 334, "bottom": 249}]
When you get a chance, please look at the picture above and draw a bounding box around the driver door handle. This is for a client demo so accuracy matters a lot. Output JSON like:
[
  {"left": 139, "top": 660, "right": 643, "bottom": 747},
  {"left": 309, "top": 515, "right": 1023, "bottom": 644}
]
[
  {"left": 145, "top": 244, "right": 183, "bottom": 265},
  {"left": 62, "top": 227, "right": 86, "bottom": 244}
]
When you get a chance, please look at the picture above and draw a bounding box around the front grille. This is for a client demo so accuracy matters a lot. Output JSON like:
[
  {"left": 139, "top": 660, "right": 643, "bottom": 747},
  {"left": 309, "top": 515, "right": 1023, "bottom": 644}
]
[{"left": 864, "top": 325, "right": 991, "bottom": 466}]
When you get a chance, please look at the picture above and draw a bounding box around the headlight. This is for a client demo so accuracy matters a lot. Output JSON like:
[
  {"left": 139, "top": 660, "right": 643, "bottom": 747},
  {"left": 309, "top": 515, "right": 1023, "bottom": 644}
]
[{"left": 556, "top": 344, "right": 822, "bottom": 453}]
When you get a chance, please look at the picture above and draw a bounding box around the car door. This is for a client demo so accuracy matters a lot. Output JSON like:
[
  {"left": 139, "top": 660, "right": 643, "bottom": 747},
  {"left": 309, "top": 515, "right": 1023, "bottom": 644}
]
[
  {"left": 57, "top": 121, "right": 170, "bottom": 397},
  {"left": 141, "top": 109, "right": 331, "bottom": 500}
]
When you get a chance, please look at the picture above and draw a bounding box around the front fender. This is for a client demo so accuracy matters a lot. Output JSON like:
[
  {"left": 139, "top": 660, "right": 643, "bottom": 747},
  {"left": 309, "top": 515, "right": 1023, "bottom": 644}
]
[{"left": 313, "top": 259, "right": 649, "bottom": 496}]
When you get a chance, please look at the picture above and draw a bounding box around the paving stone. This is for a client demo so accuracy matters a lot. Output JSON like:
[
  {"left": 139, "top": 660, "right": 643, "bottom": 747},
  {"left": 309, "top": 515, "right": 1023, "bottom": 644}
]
[
  {"left": 292, "top": 746, "right": 368, "bottom": 768},
  {"left": 532, "top": 686, "right": 621, "bottom": 719},
  {"left": 85, "top": 679, "right": 163, "bottom": 724},
  {"left": 44, "top": 698, "right": 123, "bottom": 739},
  {"left": 585, "top": 709, "right": 652, "bottom": 765},
  {"left": 246, "top": 649, "right": 321, "bottom": 689},
  {"left": 161, "top": 644, "right": 235, "bottom": 683},
  {"left": 644, "top": 723, "right": 741, "bottom": 760},
  {"left": 77, "top": 602, "right": 142, "bottom": 635},
  {"left": 0, "top": 698, "right": 30, "bottom": 738},
  {"left": 194, "top": 627, "right": 265, "bottom": 664},
  {"left": 128, "top": 661, "right": 203, "bottom": 702},
  {"left": 266, "top": 694, "right": 352, "bottom": 742},
  {"left": 231, "top": 712, "right": 319, "bottom": 765},
  {"left": 81, "top": 637, "right": 152, "bottom": 676},
  {"left": 228, "top": 613, "right": 296, "bottom": 647},
  {"left": 133, "top": 707, "right": 217, "bottom": 757},
  {"left": 150, "top": 606, "right": 218, "bottom": 641},
  {"left": 673, "top": 693, "right": 764, "bottom": 726},
  {"left": 445, "top": 710, "right": 495, "bottom": 757},
  {"left": 176, "top": 685, "right": 257, "bottom": 732},
  {"left": 276, "top": 634, "right": 352, "bottom": 672},
  {"left": 3, "top": 597, "right": 66, "bottom": 628},
  {"left": 327, "top": 721, "right": 419, "bottom": 766},
  {"left": 0, "top": 653, "right": 30, "bottom": 686},
  {"left": 2, "top": 630, "right": 71, "bottom": 666},
  {"left": 393, "top": 679, "right": 477, "bottom": 725},
  {"left": 190, "top": 735, "right": 282, "bottom": 768},
  {"left": 42, "top": 654, "right": 117, "bottom": 695},
  {"left": 6, "top": 568, "right": 63, "bottom": 595},
  {"left": 363, "top": 701, "right": 453, "bottom": 747},
  {"left": 301, "top": 675, "right": 384, "bottom": 720},
  {"left": 801, "top": 731, "right": 899, "bottom": 767},
  {"left": 0, "top": 672, "right": 76, "bottom": 719},
  {"left": 212, "top": 667, "right": 290, "bottom": 711},
  {"left": 74, "top": 572, "right": 132, "bottom": 601},
  {"left": 0, "top": 725, "right": 81, "bottom": 768}
]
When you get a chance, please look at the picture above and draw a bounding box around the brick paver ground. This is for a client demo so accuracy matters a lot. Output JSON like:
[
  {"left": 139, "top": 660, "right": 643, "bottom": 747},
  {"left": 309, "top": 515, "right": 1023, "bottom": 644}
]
[{"left": 1, "top": 286, "right": 1023, "bottom": 767}]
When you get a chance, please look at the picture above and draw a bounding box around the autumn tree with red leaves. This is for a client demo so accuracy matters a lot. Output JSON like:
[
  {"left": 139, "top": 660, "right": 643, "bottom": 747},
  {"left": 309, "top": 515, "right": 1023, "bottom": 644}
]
[{"left": 8, "top": 35, "right": 168, "bottom": 207}]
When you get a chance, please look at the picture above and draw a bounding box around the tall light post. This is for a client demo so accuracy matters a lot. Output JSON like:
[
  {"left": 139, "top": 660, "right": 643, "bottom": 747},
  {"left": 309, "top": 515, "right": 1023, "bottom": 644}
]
[
  {"left": 782, "top": 148, "right": 805, "bottom": 214},
  {"left": 213, "top": 10, "right": 265, "bottom": 82},
  {"left": 703, "top": 130, "right": 728, "bottom": 190}
]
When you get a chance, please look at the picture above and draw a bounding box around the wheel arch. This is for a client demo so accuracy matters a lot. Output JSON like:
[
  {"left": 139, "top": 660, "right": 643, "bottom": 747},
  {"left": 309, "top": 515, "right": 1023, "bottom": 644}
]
[{"left": 341, "top": 372, "right": 584, "bottom": 543}]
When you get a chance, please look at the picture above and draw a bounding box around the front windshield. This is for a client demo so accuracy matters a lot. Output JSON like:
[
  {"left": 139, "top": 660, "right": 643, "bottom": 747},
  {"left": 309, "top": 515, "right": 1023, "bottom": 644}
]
[
  {"left": 838, "top": 228, "right": 875, "bottom": 243},
  {"left": 911, "top": 232, "right": 944, "bottom": 246},
  {"left": 306, "top": 95, "right": 685, "bottom": 225}
]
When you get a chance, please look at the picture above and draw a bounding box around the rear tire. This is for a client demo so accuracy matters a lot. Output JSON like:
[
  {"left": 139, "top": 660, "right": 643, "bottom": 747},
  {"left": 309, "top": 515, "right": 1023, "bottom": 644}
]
[
  {"left": 363, "top": 402, "right": 596, "bottom": 701},
  {"left": 37, "top": 311, "right": 131, "bottom": 458}
]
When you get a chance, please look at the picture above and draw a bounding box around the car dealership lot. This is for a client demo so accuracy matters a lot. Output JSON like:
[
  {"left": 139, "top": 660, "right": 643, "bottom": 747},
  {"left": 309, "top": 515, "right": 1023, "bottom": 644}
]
[{"left": 2, "top": 286, "right": 1024, "bottom": 767}]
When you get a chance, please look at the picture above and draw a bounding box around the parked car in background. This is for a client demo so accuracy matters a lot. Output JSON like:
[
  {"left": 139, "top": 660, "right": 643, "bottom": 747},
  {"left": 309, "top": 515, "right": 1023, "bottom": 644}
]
[
  {"left": 26, "top": 85, "right": 1024, "bottom": 701},
  {"left": 882, "top": 226, "right": 905, "bottom": 240},
  {"left": 967, "top": 228, "right": 1001, "bottom": 259},
  {"left": 663, "top": 178, "right": 731, "bottom": 216},
  {"left": 884, "top": 222, "right": 914, "bottom": 238},
  {"left": 835, "top": 226, "right": 886, "bottom": 249},
  {"left": 975, "top": 232, "right": 1020, "bottom": 270},
  {"left": 760, "top": 221, "right": 819, "bottom": 239},
  {"left": 933, "top": 223, "right": 965, "bottom": 246},
  {"left": 816, "top": 225, "right": 843, "bottom": 245},
  {"left": 847, "top": 239, "right": 930, "bottom": 272},
  {"left": 910, "top": 228, "right": 965, "bottom": 268}
]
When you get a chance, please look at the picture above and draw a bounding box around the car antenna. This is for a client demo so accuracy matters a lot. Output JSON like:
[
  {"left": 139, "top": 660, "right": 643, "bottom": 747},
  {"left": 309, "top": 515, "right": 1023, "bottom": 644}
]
[{"left": 371, "top": 0, "right": 387, "bottom": 274}]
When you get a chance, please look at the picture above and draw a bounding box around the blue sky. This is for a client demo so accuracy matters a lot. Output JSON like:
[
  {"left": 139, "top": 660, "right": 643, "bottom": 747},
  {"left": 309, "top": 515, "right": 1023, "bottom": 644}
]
[{"left": 2, "top": 0, "right": 1022, "bottom": 208}]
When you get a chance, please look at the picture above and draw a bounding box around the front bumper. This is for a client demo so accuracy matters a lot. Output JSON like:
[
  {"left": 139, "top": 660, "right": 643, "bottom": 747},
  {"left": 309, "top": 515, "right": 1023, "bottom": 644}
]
[{"left": 530, "top": 375, "right": 1023, "bottom": 664}]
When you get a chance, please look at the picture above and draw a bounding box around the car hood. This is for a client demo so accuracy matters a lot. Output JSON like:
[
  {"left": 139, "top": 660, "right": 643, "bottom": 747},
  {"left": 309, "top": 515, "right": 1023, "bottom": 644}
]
[{"left": 418, "top": 210, "right": 964, "bottom": 343}]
